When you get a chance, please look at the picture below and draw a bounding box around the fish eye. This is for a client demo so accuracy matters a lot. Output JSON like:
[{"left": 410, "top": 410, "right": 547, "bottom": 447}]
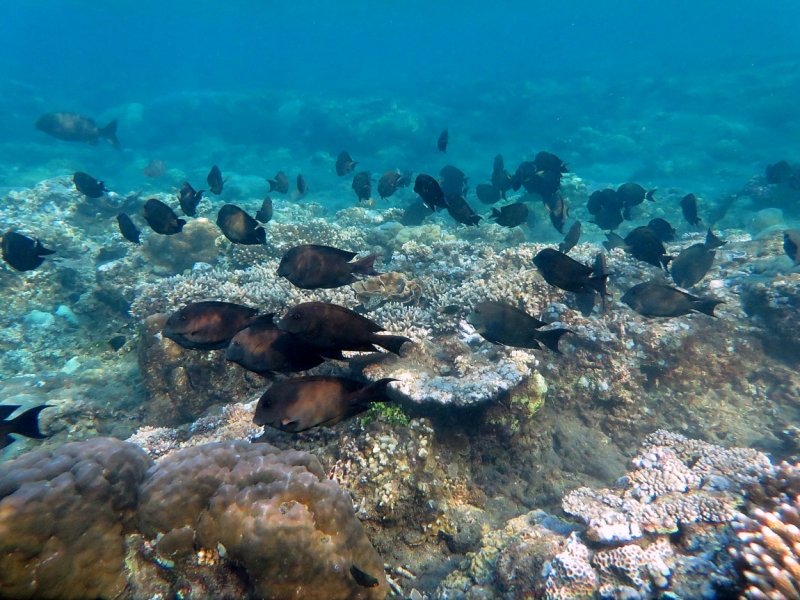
[
  {"left": 293, "top": 313, "right": 301, "bottom": 320},
  {"left": 180, "top": 315, "right": 186, "bottom": 321}
]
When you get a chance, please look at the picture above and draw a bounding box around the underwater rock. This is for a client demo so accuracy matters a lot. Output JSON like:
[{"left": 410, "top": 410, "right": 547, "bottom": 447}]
[{"left": 141, "top": 217, "right": 221, "bottom": 273}]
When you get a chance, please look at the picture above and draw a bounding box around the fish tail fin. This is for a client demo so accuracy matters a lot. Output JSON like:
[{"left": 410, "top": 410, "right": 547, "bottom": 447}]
[
  {"left": 353, "top": 253, "right": 380, "bottom": 276},
  {"left": 588, "top": 274, "right": 608, "bottom": 297},
  {"left": 8, "top": 405, "right": 49, "bottom": 440},
  {"left": 705, "top": 229, "right": 726, "bottom": 249},
  {"left": 536, "top": 328, "right": 571, "bottom": 354},
  {"left": 602, "top": 232, "right": 625, "bottom": 251},
  {"left": 373, "top": 335, "right": 411, "bottom": 355},
  {"left": 100, "top": 119, "right": 119, "bottom": 149},
  {"left": 359, "top": 378, "right": 398, "bottom": 403},
  {"left": 267, "top": 180, "right": 277, "bottom": 192},
  {"left": 491, "top": 208, "right": 501, "bottom": 218},
  {"left": 35, "top": 240, "right": 55, "bottom": 256},
  {"left": 623, "top": 207, "right": 632, "bottom": 220},
  {"left": 694, "top": 299, "right": 724, "bottom": 317},
  {"left": 646, "top": 188, "right": 657, "bottom": 201}
]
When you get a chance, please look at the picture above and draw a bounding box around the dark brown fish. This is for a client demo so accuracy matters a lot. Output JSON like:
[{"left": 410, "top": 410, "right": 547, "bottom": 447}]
[
  {"left": 178, "top": 182, "right": 204, "bottom": 217},
  {"left": 681, "top": 193, "right": 702, "bottom": 226},
  {"left": 784, "top": 229, "right": 800, "bottom": 264},
  {"left": 109, "top": 335, "right": 126, "bottom": 351},
  {"left": 73, "top": 172, "right": 107, "bottom": 198},
  {"left": 545, "top": 192, "right": 568, "bottom": 233},
  {"left": 604, "top": 227, "right": 671, "bottom": 270},
  {"left": 617, "top": 182, "right": 656, "bottom": 219},
  {"left": 671, "top": 244, "right": 715, "bottom": 288},
  {"left": 162, "top": 301, "right": 259, "bottom": 350},
  {"left": 414, "top": 174, "right": 447, "bottom": 211},
  {"left": 446, "top": 196, "right": 482, "bottom": 227},
  {"left": 278, "top": 244, "right": 379, "bottom": 289},
  {"left": 296, "top": 173, "right": 307, "bottom": 196},
  {"left": 647, "top": 218, "right": 676, "bottom": 243},
  {"left": 254, "top": 376, "right": 396, "bottom": 433},
  {"left": 493, "top": 154, "right": 505, "bottom": 173},
  {"left": 350, "top": 565, "right": 381, "bottom": 589},
  {"left": 378, "top": 170, "right": 403, "bottom": 200},
  {"left": 255, "top": 196, "right": 273, "bottom": 223},
  {"left": 439, "top": 165, "right": 468, "bottom": 200},
  {"left": 467, "top": 301, "right": 570, "bottom": 353},
  {"left": 400, "top": 200, "right": 433, "bottom": 226},
  {"left": 216, "top": 204, "right": 266, "bottom": 245},
  {"left": 116, "top": 213, "right": 140, "bottom": 244},
  {"left": 622, "top": 281, "right": 723, "bottom": 318},
  {"left": 335, "top": 151, "right": 357, "bottom": 176},
  {"left": 587, "top": 188, "right": 623, "bottom": 215},
  {"left": 225, "top": 315, "right": 324, "bottom": 374},
  {"left": 35, "top": 112, "right": 119, "bottom": 148},
  {"left": 766, "top": 161, "right": 794, "bottom": 184},
  {"left": 142, "top": 198, "right": 186, "bottom": 235},
  {"left": 207, "top": 165, "right": 225, "bottom": 195},
  {"left": 476, "top": 183, "right": 502, "bottom": 205},
  {"left": 591, "top": 207, "right": 624, "bottom": 231},
  {"left": 437, "top": 129, "right": 449, "bottom": 152},
  {"left": 267, "top": 171, "right": 289, "bottom": 194},
  {"left": 533, "top": 151, "right": 568, "bottom": 175},
  {"left": 704, "top": 228, "right": 726, "bottom": 249},
  {"left": 491, "top": 155, "right": 513, "bottom": 198},
  {"left": 490, "top": 203, "right": 528, "bottom": 228},
  {"left": 533, "top": 248, "right": 608, "bottom": 296},
  {"left": 0, "top": 404, "right": 50, "bottom": 449},
  {"left": 352, "top": 171, "right": 372, "bottom": 202},
  {"left": 142, "top": 159, "right": 166, "bottom": 178},
  {"left": 397, "top": 170, "right": 413, "bottom": 188},
  {"left": 559, "top": 221, "right": 581, "bottom": 254},
  {"left": 278, "top": 302, "right": 410, "bottom": 355},
  {"left": 1, "top": 231, "right": 55, "bottom": 272}
]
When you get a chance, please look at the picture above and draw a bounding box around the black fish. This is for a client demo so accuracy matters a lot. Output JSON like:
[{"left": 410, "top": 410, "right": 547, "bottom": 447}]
[
  {"left": 296, "top": 174, "right": 307, "bottom": 196},
  {"left": 617, "top": 182, "right": 655, "bottom": 220},
  {"left": 73, "top": 172, "right": 106, "bottom": 198},
  {"left": 207, "top": 165, "right": 225, "bottom": 195},
  {"left": 559, "top": 221, "right": 581, "bottom": 254},
  {"left": 446, "top": 196, "right": 482, "bottom": 227},
  {"left": 1, "top": 231, "right": 55, "bottom": 272},
  {"left": 109, "top": 335, "right": 126, "bottom": 351},
  {"left": 35, "top": 112, "right": 119, "bottom": 148},
  {"left": 647, "top": 218, "right": 676, "bottom": 243},
  {"left": 681, "top": 193, "right": 702, "bottom": 227},
  {"left": 704, "top": 228, "right": 726, "bottom": 249},
  {"left": 255, "top": 196, "right": 273, "bottom": 223},
  {"left": 0, "top": 404, "right": 50, "bottom": 449},
  {"left": 142, "top": 199, "right": 186, "bottom": 235},
  {"left": 784, "top": 229, "right": 800, "bottom": 264},
  {"left": 491, "top": 155, "right": 513, "bottom": 198},
  {"left": 352, "top": 172, "right": 372, "bottom": 202},
  {"left": 622, "top": 281, "right": 723, "bottom": 318},
  {"left": 414, "top": 174, "right": 447, "bottom": 212},
  {"left": 178, "top": 183, "right": 204, "bottom": 216},
  {"left": 116, "top": 213, "right": 141, "bottom": 244},
  {"left": 490, "top": 203, "right": 528, "bottom": 228},
  {"left": 545, "top": 192, "right": 568, "bottom": 233},
  {"left": 400, "top": 200, "right": 433, "bottom": 226},
  {"left": 335, "top": 151, "right": 357, "bottom": 176},
  {"left": 467, "top": 301, "right": 570, "bottom": 353},
  {"left": 278, "top": 244, "right": 379, "bottom": 289},
  {"left": 766, "top": 161, "right": 794, "bottom": 184},
  {"left": 591, "top": 207, "right": 624, "bottom": 231},
  {"left": 437, "top": 129, "right": 448, "bottom": 152},
  {"left": 267, "top": 171, "right": 289, "bottom": 194},
  {"left": 163, "top": 301, "right": 259, "bottom": 350},
  {"left": 587, "top": 188, "right": 623, "bottom": 215},
  {"left": 533, "top": 151, "right": 568, "bottom": 175},
  {"left": 350, "top": 565, "right": 380, "bottom": 588},
  {"left": 439, "top": 165, "right": 468, "bottom": 201},
  {"left": 254, "top": 376, "right": 396, "bottom": 433},
  {"left": 604, "top": 227, "right": 671, "bottom": 270},
  {"left": 670, "top": 229, "right": 726, "bottom": 288},
  {"left": 378, "top": 171, "right": 403, "bottom": 200},
  {"left": 216, "top": 204, "right": 266, "bottom": 245},
  {"left": 476, "top": 183, "right": 501, "bottom": 205},
  {"left": 493, "top": 154, "right": 505, "bottom": 173},
  {"left": 533, "top": 248, "right": 608, "bottom": 296},
  {"left": 397, "top": 170, "right": 413, "bottom": 188}
]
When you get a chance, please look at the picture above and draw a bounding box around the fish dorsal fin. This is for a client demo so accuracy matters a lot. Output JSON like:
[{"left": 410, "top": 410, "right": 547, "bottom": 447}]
[
  {"left": 311, "top": 245, "right": 358, "bottom": 261},
  {"left": 0, "top": 405, "right": 20, "bottom": 420}
]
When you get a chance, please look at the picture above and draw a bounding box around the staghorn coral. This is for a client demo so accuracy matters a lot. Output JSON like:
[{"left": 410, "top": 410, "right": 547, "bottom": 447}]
[
  {"left": 0, "top": 437, "right": 153, "bottom": 599},
  {"left": 137, "top": 440, "right": 389, "bottom": 600}
]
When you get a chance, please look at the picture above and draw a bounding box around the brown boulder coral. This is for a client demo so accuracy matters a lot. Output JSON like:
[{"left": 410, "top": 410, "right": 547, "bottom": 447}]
[
  {"left": 137, "top": 440, "right": 389, "bottom": 600},
  {"left": 352, "top": 271, "right": 422, "bottom": 308}
]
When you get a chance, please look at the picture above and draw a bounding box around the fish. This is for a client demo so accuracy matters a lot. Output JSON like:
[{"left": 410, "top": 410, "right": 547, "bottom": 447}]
[
  {"left": 559, "top": 221, "right": 581, "bottom": 254},
  {"left": 207, "top": 165, "right": 225, "bottom": 195},
  {"left": 1, "top": 231, "right": 55, "bottom": 272},
  {"left": 533, "top": 248, "right": 608, "bottom": 296},
  {"left": 439, "top": 165, "right": 468, "bottom": 201},
  {"left": 514, "top": 152, "right": 565, "bottom": 199},
  {"left": 766, "top": 161, "right": 794, "bottom": 184},
  {"left": 116, "top": 213, "right": 141, "bottom": 244},
  {"left": 647, "top": 218, "right": 677, "bottom": 243},
  {"left": 108, "top": 335, "right": 126, "bottom": 351},
  {"left": 400, "top": 200, "right": 433, "bottom": 226},
  {"left": 587, "top": 189, "right": 623, "bottom": 216},
  {"left": 493, "top": 154, "right": 505, "bottom": 173},
  {"left": 352, "top": 172, "right": 372, "bottom": 202},
  {"left": 533, "top": 151, "right": 568, "bottom": 175},
  {"left": 476, "top": 183, "right": 502, "bottom": 205},
  {"left": 621, "top": 281, "right": 723, "bottom": 318},
  {"left": 0, "top": 404, "right": 50, "bottom": 449},
  {"left": 414, "top": 174, "right": 448, "bottom": 212},
  {"left": 437, "top": 129, "right": 448, "bottom": 152},
  {"left": 378, "top": 170, "right": 403, "bottom": 200},
  {"left": 178, "top": 182, "right": 204, "bottom": 217},
  {"left": 350, "top": 565, "right": 380, "bottom": 588},
  {"left": 491, "top": 155, "right": 513, "bottom": 198},
  {"left": 73, "top": 172, "right": 107, "bottom": 198},
  {"left": 335, "top": 151, "right": 357, "bottom": 176},
  {"left": 253, "top": 376, "right": 396, "bottom": 433},
  {"left": 467, "top": 300, "right": 571, "bottom": 353},
  {"left": 162, "top": 301, "right": 259, "bottom": 350},
  {"left": 446, "top": 196, "right": 482, "bottom": 227},
  {"left": 616, "top": 182, "right": 656, "bottom": 219},
  {"left": 255, "top": 196, "right": 273, "bottom": 223},
  {"left": 680, "top": 193, "right": 702, "bottom": 226},
  {"left": 490, "top": 203, "right": 528, "bottom": 228},
  {"left": 216, "top": 204, "right": 266, "bottom": 245},
  {"left": 545, "top": 192, "right": 568, "bottom": 233},
  {"left": 704, "top": 228, "right": 727, "bottom": 249},
  {"left": 296, "top": 174, "right": 307, "bottom": 196},
  {"left": 225, "top": 314, "right": 325, "bottom": 374},
  {"left": 278, "top": 301, "right": 411, "bottom": 355},
  {"left": 784, "top": 229, "right": 800, "bottom": 264},
  {"left": 670, "top": 229, "right": 726, "bottom": 288},
  {"left": 142, "top": 159, "right": 166, "bottom": 178},
  {"left": 604, "top": 227, "right": 671, "bottom": 270},
  {"left": 277, "top": 244, "right": 380, "bottom": 289},
  {"left": 267, "top": 171, "right": 289, "bottom": 194},
  {"left": 142, "top": 199, "right": 186, "bottom": 235},
  {"left": 590, "top": 207, "right": 624, "bottom": 231},
  {"left": 35, "top": 112, "right": 119, "bottom": 148},
  {"left": 397, "top": 170, "right": 413, "bottom": 188}
]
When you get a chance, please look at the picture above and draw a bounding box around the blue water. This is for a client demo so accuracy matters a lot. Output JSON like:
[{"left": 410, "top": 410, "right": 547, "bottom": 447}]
[{"left": 2, "top": 0, "right": 800, "bottom": 203}]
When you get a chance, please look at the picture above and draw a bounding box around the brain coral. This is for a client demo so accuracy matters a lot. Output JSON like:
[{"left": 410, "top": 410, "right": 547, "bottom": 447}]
[
  {"left": 137, "top": 440, "right": 389, "bottom": 600},
  {"left": 0, "top": 437, "right": 153, "bottom": 599}
]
